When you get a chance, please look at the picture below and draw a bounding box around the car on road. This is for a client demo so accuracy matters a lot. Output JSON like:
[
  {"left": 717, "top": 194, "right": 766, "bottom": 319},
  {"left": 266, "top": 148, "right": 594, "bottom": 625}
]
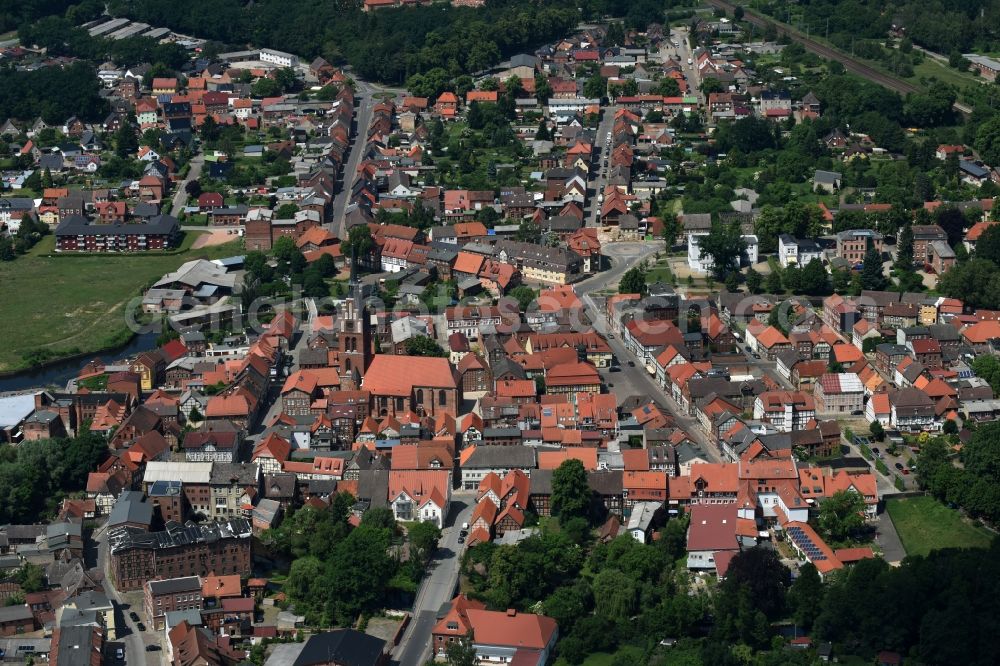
[
  {"left": 627, "top": 360, "right": 635, "bottom": 367},
  {"left": 751, "top": 352, "right": 761, "bottom": 359},
  {"left": 609, "top": 366, "right": 621, "bottom": 372},
  {"left": 607, "top": 382, "right": 614, "bottom": 388},
  {"left": 457, "top": 536, "right": 465, "bottom": 544}
]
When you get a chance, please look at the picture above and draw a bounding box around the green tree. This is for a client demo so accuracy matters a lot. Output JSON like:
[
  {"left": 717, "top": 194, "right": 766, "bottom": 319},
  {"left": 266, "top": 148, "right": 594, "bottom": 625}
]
[
  {"left": 765, "top": 269, "right": 783, "bottom": 294},
  {"left": 543, "top": 582, "right": 593, "bottom": 635},
  {"left": 974, "top": 224, "right": 1000, "bottom": 265},
  {"left": 508, "top": 285, "right": 536, "bottom": 311},
  {"left": 799, "top": 258, "right": 830, "bottom": 295},
  {"left": 445, "top": 633, "right": 478, "bottom": 666},
  {"left": 817, "top": 490, "right": 866, "bottom": 542},
  {"left": 275, "top": 203, "right": 299, "bottom": 219},
  {"left": 699, "top": 221, "right": 747, "bottom": 279},
  {"left": 976, "top": 115, "right": 1000, "bottom": 167},
  {"left": 342, "top": 224, "right": 374, "bottom": 265},
  {"left": 551, "top": 459, "right": 592, "bottom": 523},
  {"left": 787, "top": 562, "right": 823, "bottom": 631},
  {"left": 860, "top": 245, "right": 887, "bottom": 291},
  {"left": 745, "top": 266, "right": 762, "bottom": 294},
  {"left": 583, "top": 73, "right": 606, "bottom": 99},
  {"left": 870, "top": 421, "right": 885, "bottom": 442},
  {"left": 403, "top": 336, "right": 447, "bottom": 357},
  {"left": 619, "top": 266, "right": 647, "bottom": 295},
  {"left": 407, "top": 520, "right": 441, "bottom": 566},
  {"left": 656, "top": 76, "right": 680, "bottom": 97},
  {"left": 896, "top": 222, "right": 914, "bottom": 270}
]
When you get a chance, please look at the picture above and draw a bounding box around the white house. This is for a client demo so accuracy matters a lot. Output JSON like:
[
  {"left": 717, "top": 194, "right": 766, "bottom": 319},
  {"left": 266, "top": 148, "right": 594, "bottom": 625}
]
[
  {"left": 259, "top": 48, "right": 299, "bottom": 68},
  {"left": 388, "top": 470, "right": 451, "bottom": 528},
  {"left": 777, "top": 234, "right": 824, "bottom": 268},
  {"left": 627, "top": 501, "right": 662, "bottom": 544},
  {"left": 688, "top": 231, "right": 759, "bottom": 274}
]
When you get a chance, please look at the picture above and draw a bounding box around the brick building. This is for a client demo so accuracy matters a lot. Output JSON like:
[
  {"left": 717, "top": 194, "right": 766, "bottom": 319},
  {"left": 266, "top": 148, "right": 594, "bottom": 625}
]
[
  {"left": 55, "top": 214, "right": 179, "bottom": 252},
  {"left": 362, "top": 355, "right": 461, "bottom": 418},
  {"left": 108, "top": 519, "right": 252, "bottom": 591},
  {"left": 144, "top": 576, "right": 202, "bottom": 630}
]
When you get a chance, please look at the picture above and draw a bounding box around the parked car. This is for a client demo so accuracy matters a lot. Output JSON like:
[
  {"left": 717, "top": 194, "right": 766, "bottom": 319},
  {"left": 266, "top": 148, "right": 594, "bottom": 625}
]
[
  {"left": 137, "top": 622, "right": 146, "bottom": 632},
  {"left": 894, "top": 462, "right": 904, "bottom": 471},
  {"left": 146, "top": 645, "right": 161, "bottom": 652},
  {"left": 457, "top": 536, "right": 465, "bottom": 544},
  {"left": 129, "top": 612, "right": 140, "bottom": 622},
  {"left": 871, "top": 447, "right": 880, "bottom": 457},
  {"left": 627, "top": 360, "right": 635, "bottom": 367}
]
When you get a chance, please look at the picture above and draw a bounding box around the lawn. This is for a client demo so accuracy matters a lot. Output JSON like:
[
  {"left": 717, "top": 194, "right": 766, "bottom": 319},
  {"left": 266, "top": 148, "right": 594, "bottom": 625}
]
[
  {"left": 909, "top": 57, "right": 985, "bottom": 92},
  {"left": 886, "top": 496, "right": 994, "bottom": 558},
  {"left": 646, "top": 258, "right": 674, "bottom": 284},
  {"left": 0, "top": 232, "right": 241, "bottom": 373}
]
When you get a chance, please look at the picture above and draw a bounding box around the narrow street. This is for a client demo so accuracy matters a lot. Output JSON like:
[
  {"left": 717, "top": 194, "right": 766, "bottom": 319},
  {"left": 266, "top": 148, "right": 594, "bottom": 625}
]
[
  {"left": 393, "top": 498, "right": 476, "bottom": 666},
  {"left": 574, "top": 243, "right": 722, "bottom": 460},
  {"left": 95, "top": 526, "right": 159, "bottom": 666},
  {"left": 329, "top": 81, "right": 377, "bottom": 238},
  {"left": 587, "top": 103, "right": 618, "bottom": 227}
]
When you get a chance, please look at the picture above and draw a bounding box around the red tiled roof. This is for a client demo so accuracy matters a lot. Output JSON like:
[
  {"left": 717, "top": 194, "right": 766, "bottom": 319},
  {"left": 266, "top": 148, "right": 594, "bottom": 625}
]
[{"left": 363, "top": 355, "right": 456, "bottom": 396}]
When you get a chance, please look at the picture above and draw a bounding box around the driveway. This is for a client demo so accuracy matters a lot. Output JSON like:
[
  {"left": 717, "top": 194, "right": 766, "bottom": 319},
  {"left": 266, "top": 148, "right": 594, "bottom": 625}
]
[
  {"left": 393, "top": 497, "right": 476, "bottom": 666},
  {"left": 873, "top": 512, "right": 907, "bottom": 564},
  {"left": 170, "top": 154, "right": 204, "bottom": 218}
]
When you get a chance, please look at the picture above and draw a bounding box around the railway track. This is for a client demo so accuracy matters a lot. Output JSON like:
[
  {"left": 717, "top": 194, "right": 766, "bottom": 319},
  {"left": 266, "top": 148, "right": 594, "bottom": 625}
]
[{"left": 706, "top": 0, "right": 921, "bottom": 96}]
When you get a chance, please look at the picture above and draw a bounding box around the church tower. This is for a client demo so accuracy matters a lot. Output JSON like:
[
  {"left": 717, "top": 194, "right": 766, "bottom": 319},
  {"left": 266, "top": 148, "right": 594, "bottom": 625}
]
[{"left": 337, "top": 247, "right": 373, "bottom": 388}]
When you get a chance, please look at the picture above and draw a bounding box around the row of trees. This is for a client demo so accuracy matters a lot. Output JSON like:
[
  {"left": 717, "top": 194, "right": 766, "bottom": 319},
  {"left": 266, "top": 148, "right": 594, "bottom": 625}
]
[
  {"left": 107, "top": 0, "right": 585, "bottom": 85},
  {"left": 917, "top": 424, "right": 1000, "bottom": 524},
  {"left": 0, "top": 428, "right": 108, "bottom": 524},
  {"left": 0, "top": 62, "right": 107, "bottom": 124}
]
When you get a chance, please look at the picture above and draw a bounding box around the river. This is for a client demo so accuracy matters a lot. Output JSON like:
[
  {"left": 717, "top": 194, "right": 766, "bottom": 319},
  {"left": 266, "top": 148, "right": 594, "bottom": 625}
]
[{"left": 0, "top": 331, "right": 160, "bottom": 394}]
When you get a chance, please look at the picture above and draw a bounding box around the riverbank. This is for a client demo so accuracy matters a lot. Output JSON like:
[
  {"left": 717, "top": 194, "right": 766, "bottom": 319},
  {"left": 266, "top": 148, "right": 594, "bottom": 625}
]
[
  {"left": 0, "top": 330, "right": 160, "bottom": 393},
  {"left": 0, "top": 232, "right": 241, "bottom": 375}
]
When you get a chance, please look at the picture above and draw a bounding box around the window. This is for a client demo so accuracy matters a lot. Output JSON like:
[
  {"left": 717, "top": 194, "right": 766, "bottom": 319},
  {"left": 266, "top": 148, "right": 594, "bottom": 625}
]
[
  {"left": 439, "top": 390, "right": 447, "bottom": 406},
  {"left": 415, "top": 389, "right": 423, "bottom": 404}
]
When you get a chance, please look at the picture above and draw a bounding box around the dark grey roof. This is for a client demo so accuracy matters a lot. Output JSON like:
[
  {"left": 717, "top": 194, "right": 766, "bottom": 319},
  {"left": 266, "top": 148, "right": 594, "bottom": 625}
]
[
  {"left": 463, "top": 445, "right": 536, "bottom": 469},
  {"left": 355, "top": 469, "right": 389, "bottom": 508},
  {"left": 529, "top": 469, "right": 553, "bottom": 495},
  {"left": 147, "top": 575, "right": 201, "bottom": 595},
  {"left": 210, "top": 462, "right": 258, "bottom": 486},
  {"left": 587, "top": 469, "right": 623, "bottom": 495},
  {"left": 294, "top": 629, "right": 386, "bottom": 666},
  {"left": 107, "top": 491, "right": 153, "bottom": 528},
  {"left": 55, "top": 213, "right": 178, "bottom": 236}
]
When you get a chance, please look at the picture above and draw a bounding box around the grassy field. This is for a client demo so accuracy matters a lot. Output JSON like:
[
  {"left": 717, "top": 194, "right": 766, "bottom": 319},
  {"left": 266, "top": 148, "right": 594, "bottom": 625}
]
[
  {"left": 886, "top": 496, "right": 994, "bottom": 558},
  {"left": 0, "top": 232, "right": 242, "bottom": 373},
  {"left": 909, "top": 57, "right": 985, "bottom": 91}
]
